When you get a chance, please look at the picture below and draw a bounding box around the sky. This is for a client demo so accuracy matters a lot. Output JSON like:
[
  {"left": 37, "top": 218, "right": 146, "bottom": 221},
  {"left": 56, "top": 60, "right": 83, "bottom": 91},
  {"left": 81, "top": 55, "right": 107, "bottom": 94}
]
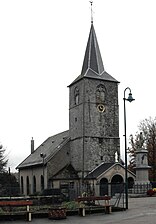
[{"left": 0, "top": 0, "right": 156, "bottom": 172}]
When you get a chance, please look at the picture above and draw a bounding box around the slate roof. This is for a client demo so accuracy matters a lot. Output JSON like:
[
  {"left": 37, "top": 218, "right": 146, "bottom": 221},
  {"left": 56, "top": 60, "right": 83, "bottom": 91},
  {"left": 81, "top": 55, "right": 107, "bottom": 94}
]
[
  {"left": 81, "top": 23, "right": 104, "bottom": 76},
  {"left": 86, "top": 162, "right": 136, "bottom": 179},
  {"left": 69, "top": 23, "right": 119, "bottom": 87},
  {"left": 17, "top": 130, "right": 69, "bottom": 169},
  {"left": 85, "top": 162, "right": 115, "bottom": 179}
]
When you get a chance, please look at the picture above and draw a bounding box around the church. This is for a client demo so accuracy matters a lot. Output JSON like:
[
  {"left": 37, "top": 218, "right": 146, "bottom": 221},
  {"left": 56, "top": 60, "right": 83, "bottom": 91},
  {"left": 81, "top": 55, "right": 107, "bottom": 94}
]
[{"left": 17, "top": 20, "right": 135, "bottom": 197}]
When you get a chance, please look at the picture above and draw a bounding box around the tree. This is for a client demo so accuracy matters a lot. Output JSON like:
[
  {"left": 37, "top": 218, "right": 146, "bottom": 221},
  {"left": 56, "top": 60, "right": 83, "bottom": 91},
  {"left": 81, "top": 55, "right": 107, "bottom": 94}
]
[
  {"left": 0, "top": 144, "right": 20, "bottom": 196},
  {"left": 0, "top": 172, "right": 20, "bottom": 196},
  {"left": 0, "top": 144, "right": 8, "bottom": 172},
  {"left": 128, "top": 117, "right": 156, "bottom": 181}
]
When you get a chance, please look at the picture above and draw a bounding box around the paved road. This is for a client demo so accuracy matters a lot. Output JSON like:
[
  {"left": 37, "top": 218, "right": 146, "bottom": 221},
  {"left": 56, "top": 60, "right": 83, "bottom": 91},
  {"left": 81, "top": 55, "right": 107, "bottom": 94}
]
[{"left": 2, "top": 197, "right": 156, "bottom": 224}]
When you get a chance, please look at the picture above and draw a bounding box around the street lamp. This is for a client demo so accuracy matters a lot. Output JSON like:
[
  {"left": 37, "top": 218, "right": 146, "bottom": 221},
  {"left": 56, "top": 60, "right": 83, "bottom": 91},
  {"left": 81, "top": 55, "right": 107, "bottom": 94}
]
[
  {"left": 123, "top": 87, "right": 135, "bottom": 209},
  {"left": 40, "top": 153, "right": 46, "bottom": 190}
]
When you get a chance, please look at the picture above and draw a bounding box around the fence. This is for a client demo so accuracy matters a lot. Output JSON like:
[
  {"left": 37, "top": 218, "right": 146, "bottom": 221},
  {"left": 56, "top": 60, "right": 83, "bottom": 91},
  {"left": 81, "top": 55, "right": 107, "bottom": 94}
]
[{"left": 128, "top": 183, "right": 151, "bottom": 194}]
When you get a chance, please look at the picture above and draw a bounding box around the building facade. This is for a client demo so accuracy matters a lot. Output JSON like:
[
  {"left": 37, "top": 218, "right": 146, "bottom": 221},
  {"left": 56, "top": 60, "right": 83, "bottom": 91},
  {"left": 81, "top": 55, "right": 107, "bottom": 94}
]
[{"left": 17, "top": 21, "right": 135, "bottom": 197}]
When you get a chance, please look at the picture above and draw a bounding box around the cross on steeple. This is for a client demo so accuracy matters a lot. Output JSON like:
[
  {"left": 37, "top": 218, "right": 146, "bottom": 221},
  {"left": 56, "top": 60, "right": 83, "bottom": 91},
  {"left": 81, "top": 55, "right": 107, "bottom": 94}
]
[{"left": 89, "top": 1, "right": 93, "bottom": 24}]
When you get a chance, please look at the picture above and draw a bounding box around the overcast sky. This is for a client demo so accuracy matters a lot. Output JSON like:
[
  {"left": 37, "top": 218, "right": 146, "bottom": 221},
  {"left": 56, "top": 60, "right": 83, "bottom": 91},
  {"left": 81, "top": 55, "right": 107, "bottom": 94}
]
[{"left": 1, "top": 0, "right": 156, "bottom": 172}]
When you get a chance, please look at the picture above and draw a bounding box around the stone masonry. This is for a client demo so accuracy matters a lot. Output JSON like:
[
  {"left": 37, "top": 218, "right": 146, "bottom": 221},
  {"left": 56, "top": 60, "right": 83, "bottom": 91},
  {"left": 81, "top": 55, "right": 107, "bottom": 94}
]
[{"left": 69, "top": 77, "right": 120, "bottom": 175}]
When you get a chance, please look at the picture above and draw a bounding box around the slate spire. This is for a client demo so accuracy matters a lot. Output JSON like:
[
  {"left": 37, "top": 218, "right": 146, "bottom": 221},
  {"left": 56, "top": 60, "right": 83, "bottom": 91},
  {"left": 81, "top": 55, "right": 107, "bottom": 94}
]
[
  {"left": 81, "top": 23, "right": 105, "bottom": 76},
  {"left": 69, "top": 22, "right": 119, "bottom": 87}
]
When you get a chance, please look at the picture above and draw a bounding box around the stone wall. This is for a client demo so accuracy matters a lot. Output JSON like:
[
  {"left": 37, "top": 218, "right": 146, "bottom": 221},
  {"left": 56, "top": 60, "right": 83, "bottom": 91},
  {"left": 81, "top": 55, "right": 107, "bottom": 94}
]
[{"left": 69, "top": 77, "right": 120, "bottom": 174}]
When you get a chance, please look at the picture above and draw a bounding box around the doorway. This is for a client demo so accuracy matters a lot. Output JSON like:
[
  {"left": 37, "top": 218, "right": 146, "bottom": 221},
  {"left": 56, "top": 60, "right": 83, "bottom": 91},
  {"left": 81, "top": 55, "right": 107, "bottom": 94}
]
[
  {"left": 100, "top": 178, "right": 108, "bottom": 196},
  {"left": 111, "top": 175, "right": 124, "bottom": 196}
]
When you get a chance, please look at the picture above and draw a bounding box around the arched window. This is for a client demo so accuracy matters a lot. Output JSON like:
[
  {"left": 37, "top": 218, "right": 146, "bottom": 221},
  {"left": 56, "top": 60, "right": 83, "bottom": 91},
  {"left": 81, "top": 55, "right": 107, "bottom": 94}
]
[
  {"left": 96, "top": 84, "right": 105, "bottom": 104},
  {"left": 100, "top": 178, "right": 108, "bottom": 196},
  {"left": 26, "top": 176, "right": 30, "bottom": 195},
  {"left": 111, "top": 175, "right": 124, "bottom": 196},
  {"left": 33, "top": 176, "right": 36, "bottom": 194},
  {"left": 41, "top": 175, "right": 44, "bottom": 191},
  {"left": 74, "top": 87, "right": 79, "bottom": 105},
  {"left": 21, "top": 176, "right": 24, "bottom": 194}
]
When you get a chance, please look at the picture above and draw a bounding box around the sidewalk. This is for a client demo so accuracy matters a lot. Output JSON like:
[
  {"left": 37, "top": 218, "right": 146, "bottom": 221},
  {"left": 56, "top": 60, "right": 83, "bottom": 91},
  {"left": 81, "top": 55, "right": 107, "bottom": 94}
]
[{"left": 2, "top": 197, "right": 156, "bottom": 224}]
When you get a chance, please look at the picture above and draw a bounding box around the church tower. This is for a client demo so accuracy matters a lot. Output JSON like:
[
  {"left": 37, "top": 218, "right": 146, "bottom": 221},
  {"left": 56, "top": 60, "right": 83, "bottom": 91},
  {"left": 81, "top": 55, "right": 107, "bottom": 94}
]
[{"left": 68, "top": 22, "right": 120, "bottom": 177}]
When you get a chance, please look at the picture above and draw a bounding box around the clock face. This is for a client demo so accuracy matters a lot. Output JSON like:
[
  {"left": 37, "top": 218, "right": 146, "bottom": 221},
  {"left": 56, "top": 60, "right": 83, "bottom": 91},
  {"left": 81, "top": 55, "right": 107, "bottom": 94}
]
[{"left": 97, "top": 104, "right": 105, "bottom": 112}]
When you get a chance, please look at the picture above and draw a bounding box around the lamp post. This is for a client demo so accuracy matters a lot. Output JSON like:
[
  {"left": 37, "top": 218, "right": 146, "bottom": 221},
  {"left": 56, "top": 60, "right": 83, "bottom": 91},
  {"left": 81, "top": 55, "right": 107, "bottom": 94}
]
[
  {"left": 123, "top": 87, "right": 135, "bottom": 209},
  {"left": 40, "top": 153, "right": 46, "bottom": 190}
]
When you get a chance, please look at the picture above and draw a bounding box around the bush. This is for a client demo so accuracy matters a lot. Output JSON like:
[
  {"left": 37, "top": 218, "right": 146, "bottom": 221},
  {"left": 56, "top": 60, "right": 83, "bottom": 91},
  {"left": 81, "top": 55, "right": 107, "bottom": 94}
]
[{"left": 62, "top": 201, "right": 79, "bottom": 210}]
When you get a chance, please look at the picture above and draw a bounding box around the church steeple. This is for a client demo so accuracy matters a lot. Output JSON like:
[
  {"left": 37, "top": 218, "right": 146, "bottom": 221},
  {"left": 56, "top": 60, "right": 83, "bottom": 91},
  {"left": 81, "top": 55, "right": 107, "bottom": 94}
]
[
  {"left": 69, "top": 23, "right": 118, "bottom": 87},
  {"left": 69, "top": 15, "right": 120, "bottom": 174},
  {"left": 81, "top": 23, "right": 104, "bottom": 76}
]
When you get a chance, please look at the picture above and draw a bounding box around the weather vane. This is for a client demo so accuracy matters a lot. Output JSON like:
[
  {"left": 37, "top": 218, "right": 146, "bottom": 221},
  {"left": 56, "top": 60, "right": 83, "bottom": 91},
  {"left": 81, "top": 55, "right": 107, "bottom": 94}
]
[{"left": 89, "top": 1, "right": 93, "bottom": 24}]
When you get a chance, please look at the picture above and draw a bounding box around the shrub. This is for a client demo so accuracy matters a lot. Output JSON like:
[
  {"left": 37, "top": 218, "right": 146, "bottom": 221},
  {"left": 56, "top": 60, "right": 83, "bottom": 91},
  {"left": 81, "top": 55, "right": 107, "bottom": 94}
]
[{"left": 62, "top": 201, "right": 79, "bottom": 210}]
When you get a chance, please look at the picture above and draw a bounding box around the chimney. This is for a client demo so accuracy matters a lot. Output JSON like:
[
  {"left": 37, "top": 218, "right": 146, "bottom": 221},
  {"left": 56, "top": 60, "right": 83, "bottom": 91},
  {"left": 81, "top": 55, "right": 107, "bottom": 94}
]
[{"left": 31, "top": 137, "right": 34, "bottom": 154}]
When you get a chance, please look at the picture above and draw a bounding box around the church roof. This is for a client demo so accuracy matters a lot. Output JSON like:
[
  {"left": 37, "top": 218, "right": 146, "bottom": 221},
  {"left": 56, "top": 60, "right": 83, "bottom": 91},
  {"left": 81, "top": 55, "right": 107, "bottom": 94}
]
[
  {"left": 69, "top": 23, "right": 119, "bottom": 86},
  {"left": 86, "top": 162, "right": 136, "bottom": 179},
  {"left": 17, "top": 130, "right": 69, "bottom": 169},
  {"left": 81, "top": 23, "right": 104, "bottom": 76},
  {"left": 86, "top": 162, "right": 115, "bottom": 179}
]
